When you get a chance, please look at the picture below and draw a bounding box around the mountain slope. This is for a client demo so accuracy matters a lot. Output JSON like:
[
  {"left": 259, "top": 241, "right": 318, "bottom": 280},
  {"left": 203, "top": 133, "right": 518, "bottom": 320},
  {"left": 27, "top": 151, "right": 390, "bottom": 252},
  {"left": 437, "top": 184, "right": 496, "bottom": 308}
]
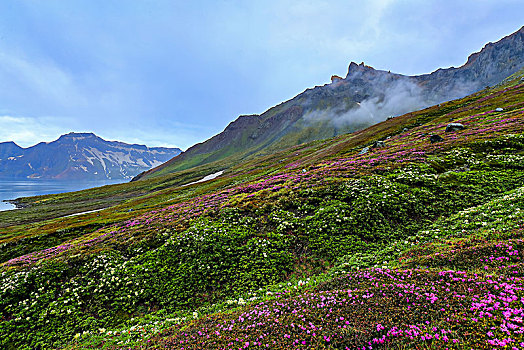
[
  {"left": 0, "top": 132, "right": 181, "bottom": 180},
  {"left": 1, "top": 68, "right": 523, "bottom": 349},
  {"left": 135, "top": 25, "right": 524, "bottom": 180}
]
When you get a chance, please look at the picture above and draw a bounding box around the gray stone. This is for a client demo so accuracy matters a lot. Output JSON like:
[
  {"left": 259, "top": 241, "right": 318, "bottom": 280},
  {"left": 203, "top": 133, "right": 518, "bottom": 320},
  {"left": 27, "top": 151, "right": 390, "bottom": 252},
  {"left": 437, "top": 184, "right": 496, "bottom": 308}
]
[
  {"left": 495, "top": 107, "right": 504, "bottom": 112},
  {"left": 430, "top": 134, "right": 444, "bottom": 143},
  {"left": 372, "top": 141, "right": 386, "bottom": 148},
  {"left": 445, "top": 123, "right": 465, "bottom": 132},
  {"left": 359, "top": 147, "right": 369, "bottom": 155}
]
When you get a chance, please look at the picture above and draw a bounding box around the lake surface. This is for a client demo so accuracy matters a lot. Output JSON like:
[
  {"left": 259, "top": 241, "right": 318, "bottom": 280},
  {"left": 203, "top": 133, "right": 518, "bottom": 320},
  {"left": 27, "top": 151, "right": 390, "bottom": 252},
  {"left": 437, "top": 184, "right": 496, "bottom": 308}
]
[{"left": 0, "top": 179, "right": 127, "bottom": 211}]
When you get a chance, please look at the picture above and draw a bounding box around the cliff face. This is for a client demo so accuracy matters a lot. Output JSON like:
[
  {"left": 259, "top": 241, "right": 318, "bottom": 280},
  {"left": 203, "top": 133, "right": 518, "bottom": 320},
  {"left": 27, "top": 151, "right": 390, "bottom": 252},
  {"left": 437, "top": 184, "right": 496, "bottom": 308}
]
[
  {"left": 0, "top": 133, "right": 181, "bottom": 180},
  {"left": 137, "top": 26, "right": 524, "bottom": 180}
]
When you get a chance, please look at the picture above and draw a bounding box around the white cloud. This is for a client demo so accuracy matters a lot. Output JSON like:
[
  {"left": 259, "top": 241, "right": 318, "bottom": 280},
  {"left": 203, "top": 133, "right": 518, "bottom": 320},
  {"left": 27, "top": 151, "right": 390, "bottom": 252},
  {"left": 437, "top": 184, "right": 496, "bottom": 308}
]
[{"left": 0, "top": 115, "right": 76, "bottom": 147}]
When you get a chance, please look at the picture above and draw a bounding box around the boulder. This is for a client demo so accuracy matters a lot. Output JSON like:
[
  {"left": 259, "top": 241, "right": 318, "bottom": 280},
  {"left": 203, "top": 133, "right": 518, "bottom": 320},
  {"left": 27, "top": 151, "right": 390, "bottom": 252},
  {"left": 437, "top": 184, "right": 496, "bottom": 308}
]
[
  {"left": 372, "top": 141, "right": 386, "bottom": 148},
  {"left": 495, "top": 107, "right": 504, "bottom": 112},
  {"left": 359, "top": 147, "right": 369, "bottom": 155},
  {"left": 445, "top": 123, "right": 465, "bottom": 132},
  {"left": 430, "top": 134, "right": 444, "bottom": 143}
]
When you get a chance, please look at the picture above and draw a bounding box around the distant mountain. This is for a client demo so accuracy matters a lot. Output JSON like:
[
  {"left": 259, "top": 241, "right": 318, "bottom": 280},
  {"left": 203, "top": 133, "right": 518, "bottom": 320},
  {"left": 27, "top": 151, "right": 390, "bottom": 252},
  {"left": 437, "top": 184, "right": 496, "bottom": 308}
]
[
  {"left": 0, "top": 133, "right": 181, "bottom": 180},
  {"left": 135, "top": 25, "right": 524, "bottom": 180}
]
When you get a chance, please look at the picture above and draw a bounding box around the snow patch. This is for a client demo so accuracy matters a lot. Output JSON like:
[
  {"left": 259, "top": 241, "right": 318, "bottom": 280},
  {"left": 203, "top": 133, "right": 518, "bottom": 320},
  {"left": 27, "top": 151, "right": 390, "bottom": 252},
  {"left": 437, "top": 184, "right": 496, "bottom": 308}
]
[
  {"left": 62, "top": 208, "right": 107, "bottom": 218},
  {"left": 182, "top": 171, "right": 224, "bottom": 187}
]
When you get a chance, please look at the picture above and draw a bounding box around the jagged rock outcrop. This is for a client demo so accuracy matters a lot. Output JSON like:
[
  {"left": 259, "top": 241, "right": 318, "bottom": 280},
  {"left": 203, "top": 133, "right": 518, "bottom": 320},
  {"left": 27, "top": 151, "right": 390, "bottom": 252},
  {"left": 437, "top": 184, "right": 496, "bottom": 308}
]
[
  {"left": 0, "top": 133, "right": 181, "bottom": 180},
  {"left": 331, "top": 75, "right": 344, "bottom": 83}
]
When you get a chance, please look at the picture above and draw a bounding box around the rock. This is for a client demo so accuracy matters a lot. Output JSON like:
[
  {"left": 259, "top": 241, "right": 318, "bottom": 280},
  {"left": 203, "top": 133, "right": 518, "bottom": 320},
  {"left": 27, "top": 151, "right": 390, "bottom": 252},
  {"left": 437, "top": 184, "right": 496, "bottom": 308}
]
[
  {"left": 359, "top": 147, "right": 369, "bottom": 155},
  {"left": 445, "top": 123, "right": 465, "bottom": 132},
  {"left": 403, "top": 128, "right": 409, "bottom": 132},
  {"left": 449, "top": 118, "right": 454, "bottom": 121},
  {"left": 495, "top": 107, "right": 504, "bottom": 112},
  {"left": 386, "top": 136, "right": 391, "bottom": 139},
  {"left": 372, "top": 141, "right": 386, "bottom": 148},
  {"left": 302, "top": 169, "right": 307, "bottom": 173},
  {"left": 430, "top": 134, "right": 444, "bottom": 143},
  {"left": 371, "top": 141, "right": 386, "bottom": 148},
  {"left": 330, "top": 75, "right": 344, "bottom": 83}
]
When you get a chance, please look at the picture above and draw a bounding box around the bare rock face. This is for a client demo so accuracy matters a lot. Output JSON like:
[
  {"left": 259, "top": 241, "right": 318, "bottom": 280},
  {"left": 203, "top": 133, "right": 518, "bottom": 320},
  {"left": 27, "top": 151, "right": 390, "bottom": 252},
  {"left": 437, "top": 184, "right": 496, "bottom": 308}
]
[{"left": 0, "top": 133, "right": 181, "bottom": 180}]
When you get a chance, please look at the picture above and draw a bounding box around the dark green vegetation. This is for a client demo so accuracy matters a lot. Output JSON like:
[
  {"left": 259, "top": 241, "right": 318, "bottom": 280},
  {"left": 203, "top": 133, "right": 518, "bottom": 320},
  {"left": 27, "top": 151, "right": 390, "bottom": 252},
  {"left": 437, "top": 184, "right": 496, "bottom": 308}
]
[{"left": 1, "top": 70, "right": 524, "bottom": 349}]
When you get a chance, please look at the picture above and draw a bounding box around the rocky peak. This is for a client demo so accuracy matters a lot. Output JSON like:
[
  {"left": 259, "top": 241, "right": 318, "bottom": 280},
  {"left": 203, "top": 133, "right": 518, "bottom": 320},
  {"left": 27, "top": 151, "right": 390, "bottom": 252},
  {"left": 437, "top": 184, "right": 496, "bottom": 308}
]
[
  {"left": 346, "top": 61, "right": 377, "bottom": 77},
  {"left": 58, "top": 132, "right": 97, "bottom": 140},
  {"left": 331, "top": 75, "right": 344, "bottom": 83},
  {"left": 0, "top": 141, "right": 22, "bottom": 148},
  {"left": 0, "top": 141, "right": 23, "bottom": 158}
]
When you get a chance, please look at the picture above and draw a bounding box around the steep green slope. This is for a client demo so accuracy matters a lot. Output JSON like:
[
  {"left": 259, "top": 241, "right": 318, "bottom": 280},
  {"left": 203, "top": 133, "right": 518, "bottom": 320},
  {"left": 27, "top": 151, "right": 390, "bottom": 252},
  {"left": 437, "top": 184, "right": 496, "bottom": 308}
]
[{"left": 0, "top": 70, "right": 524, "bottom": 349}]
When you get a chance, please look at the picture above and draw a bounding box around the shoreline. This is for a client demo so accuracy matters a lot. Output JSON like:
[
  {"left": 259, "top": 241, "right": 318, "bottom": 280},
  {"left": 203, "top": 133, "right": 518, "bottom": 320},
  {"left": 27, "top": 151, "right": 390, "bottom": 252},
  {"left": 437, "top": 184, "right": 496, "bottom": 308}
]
[
  {"left": 0, "top": 199, "right": 20, "bottom": 211},
  {"left": 5, "top": 199, "right": 26, "bottom": 209}
]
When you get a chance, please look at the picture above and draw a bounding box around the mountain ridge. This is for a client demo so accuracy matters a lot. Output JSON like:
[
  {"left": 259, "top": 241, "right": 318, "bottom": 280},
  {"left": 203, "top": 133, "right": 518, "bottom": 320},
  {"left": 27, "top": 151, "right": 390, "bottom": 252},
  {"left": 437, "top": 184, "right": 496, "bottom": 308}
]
[
  {"left": 0, "top": 132, "right": 181, "bottom": 180},
  {"left": 134, "top": 25, "right": 524, "bottom": 180}
]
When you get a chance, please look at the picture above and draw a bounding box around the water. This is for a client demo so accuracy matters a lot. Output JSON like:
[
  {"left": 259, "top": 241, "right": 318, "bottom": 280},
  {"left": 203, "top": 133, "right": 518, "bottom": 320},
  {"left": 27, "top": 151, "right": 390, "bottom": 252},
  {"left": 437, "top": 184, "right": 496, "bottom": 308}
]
[{"left": 0, "top": 179, "right": 127, "bottom": 211}]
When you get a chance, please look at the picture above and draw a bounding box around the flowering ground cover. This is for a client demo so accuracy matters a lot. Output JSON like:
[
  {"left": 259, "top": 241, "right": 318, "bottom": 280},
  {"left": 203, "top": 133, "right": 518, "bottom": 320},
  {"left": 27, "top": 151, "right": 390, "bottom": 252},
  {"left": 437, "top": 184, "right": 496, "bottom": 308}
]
[{"left": 1, "top": 71, "right": 524, "bottom": 349}]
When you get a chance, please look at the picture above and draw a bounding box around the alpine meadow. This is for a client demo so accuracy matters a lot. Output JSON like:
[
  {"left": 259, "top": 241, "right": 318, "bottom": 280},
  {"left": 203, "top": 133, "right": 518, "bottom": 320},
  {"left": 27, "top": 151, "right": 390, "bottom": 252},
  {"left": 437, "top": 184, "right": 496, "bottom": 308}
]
[{"left": 1, "top": 7, "right": 524, "bottom": 350}]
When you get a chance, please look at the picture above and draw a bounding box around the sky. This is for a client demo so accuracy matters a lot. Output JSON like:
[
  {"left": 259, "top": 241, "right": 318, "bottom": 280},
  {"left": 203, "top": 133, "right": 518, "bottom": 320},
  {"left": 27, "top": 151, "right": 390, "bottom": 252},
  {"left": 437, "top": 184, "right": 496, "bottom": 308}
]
[{"left": 0, "top": 1, "right": 522, "bottom": 150}]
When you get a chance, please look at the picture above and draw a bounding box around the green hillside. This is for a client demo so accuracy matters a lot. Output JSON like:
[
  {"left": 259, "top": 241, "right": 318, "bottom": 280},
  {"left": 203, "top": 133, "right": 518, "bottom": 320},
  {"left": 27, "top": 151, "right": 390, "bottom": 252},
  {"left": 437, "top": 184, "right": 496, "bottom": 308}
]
[{"left": 1, "top": 70, "right": 524, "bottom": 349}]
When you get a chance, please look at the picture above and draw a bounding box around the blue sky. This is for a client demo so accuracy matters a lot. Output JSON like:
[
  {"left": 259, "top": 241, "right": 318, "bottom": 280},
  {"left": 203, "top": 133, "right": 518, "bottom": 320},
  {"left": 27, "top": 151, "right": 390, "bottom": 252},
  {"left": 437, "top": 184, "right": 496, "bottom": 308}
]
[{"left": 0, "top": 1, "right": 522, "bottom": 150}]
